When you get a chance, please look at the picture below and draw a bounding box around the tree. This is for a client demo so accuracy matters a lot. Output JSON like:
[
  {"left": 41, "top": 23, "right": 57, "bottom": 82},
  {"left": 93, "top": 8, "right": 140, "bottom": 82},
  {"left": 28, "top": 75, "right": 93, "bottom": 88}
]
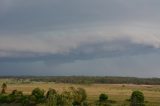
[
  {"left": 57, "top": 91, "right": 73, "bottom": 106},
  {"left": 9, "top": 90, "right": 23, "bottom": 103},
  {"left": 46, "top": 89, "right": 74, "bottom": 106},
  {"left": 1, "top": 83, "right": 7, "bottom": 94},
  {"left": 77, "top": 88, "right": 87, "bottom": 102},
  {"left": 46, "top": 88, "right": 57, "bottom": 99},
  {"left": 70, "top": 87, "right": 87, "bottom": 106},
  {"left": 99, "top": 93, "right": 108, "bottom": 102},
  {"left": 31, "top": 88, "right": 45, "bottom": 103},
  {"left": 96, "top": 93, "right": 110, "bottom": 106},
  {"left": 130, "top": 91, "right": 145, "bottom": 106},
  {"left": 46, "top": 88, "right": 57, "bottom": 106},
  {"left": 46, "top": 94, "right": 57, "bottom": 106}
]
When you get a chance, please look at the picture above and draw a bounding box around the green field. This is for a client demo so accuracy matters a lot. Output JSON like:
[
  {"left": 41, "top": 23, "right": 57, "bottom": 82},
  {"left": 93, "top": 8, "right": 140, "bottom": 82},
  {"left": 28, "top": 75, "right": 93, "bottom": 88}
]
[{"left": 1, "top": 78, "right": 160, "bottom": 106}]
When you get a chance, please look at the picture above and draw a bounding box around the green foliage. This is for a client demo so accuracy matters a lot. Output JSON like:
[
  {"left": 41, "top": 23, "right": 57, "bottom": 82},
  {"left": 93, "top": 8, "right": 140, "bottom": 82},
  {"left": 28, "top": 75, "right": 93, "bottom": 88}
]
[
  {"left": 46, "top": 89, "right": 73, "bottom": 106},
  {"left": 1, "top": 83, "right": 7, "bottom": 89},
  {"left": 46, "top": 88, "right": 57, "bottom": 99},
  {"left": 0, "top": 94, "right": 9, "bottom": 103},
  {"left": 46, "top": 88, "right": 58, "bottom": 106},
  {"left": 31, "top": 87, "right": 45, "bottom": 103},
  {"left": 1, "top": 83, "right": 7, "bottom": 94},
  {"left": 96, "top": 93, "right": 111, "bottom": 106},
  {"left": 96, "top": 102, "right": 111, "bottom": 106},
  {"left": 10, "top": 90, "right": 23, "bottom": 96},
  {"left": 46, "top": 87, "right": 87, "bottom": 106},
  {"left": 130, "top": 91, "right": 145, "bottom": 106},
  {"left": 99, "top": 93, "right": 108, "bottom": 102},
  {"left": 28, "top": 95, "right": 37, "bottom": 105},
  {"left": 0, "top": 85, "right": 116, "bottom": 106},
  {"left": 0, "top": 89, "right": 24, "bottom": 104},
  {"left": 32, "top": 88, "right": 45, "bottom": 98},
  {"left": 20, "top": 95, "right": 31, "bottom": 106},
  {"left": 8, "top": 90, "right": 23, "bottom": 103},
  {"left": 77, "top": 88, "right": 87, "bottom": 102},
  {"left": 46, "top": 94, "right": 57, "bottom": 106},
  {"left": 70, "top": 87, "right": 87, "bottom": 106},
  {"left": 57, "top": 91, "right": 73, "bottom": 106}
]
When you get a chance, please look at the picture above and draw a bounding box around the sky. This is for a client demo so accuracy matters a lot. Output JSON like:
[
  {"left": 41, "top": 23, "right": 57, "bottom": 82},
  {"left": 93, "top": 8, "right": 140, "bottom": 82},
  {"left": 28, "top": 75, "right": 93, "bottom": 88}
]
[{"left": 1, "top": 0, "right": 160, "bottom": 77}]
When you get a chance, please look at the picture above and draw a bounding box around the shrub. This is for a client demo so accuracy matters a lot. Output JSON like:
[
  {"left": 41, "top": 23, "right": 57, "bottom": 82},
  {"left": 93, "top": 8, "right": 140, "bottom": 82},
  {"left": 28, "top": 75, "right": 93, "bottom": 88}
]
[
  {"left": 70, "top": 87, "right": 87, "bottom": 106},
  {"left": 46, "top": 88, "right": 57, "bottom": 98},
  {"left": 8, "top": 90, "right": 23, "bottom": 103},
  {"left": 28, "top": 95, "right": 37, "bottom": 105},
  {"left": 46, "top": 87, "right": 88, "bottom": 106},
  {"left": 46, "top": 90, "right": 74, "bottom": 106},
  {"left": 46, "top": 94, "right": 57, "bottom": 106},
  {"left": 20, "top": 95, "right": 31, "bottom": 106},
  {"left": 1, "top": 83, "right": 7, "bottom": 94},
  {"left": 0, "top": 94, "right": 9, "bottom": 103},
  {"left": 77, "top": 88, "right": 87, "bottom": 102},
  {"left": 99, "top": 93, "right": 108, "bottom": 102},
  {"left": 11, "top": 90, "right": 23, "bottom": 96},
  {"left": 31, "top": 88, "right": 45, "bottom": 103},
  {"left": 58, "top": 91, "right": 74, "bottom": 106},
  {"left": 46, "top": 88, "right": 57, "bottom": 106},
  {"left": 82, "top": 101, "right": 90, "bottom": 106},
  {"left": 130, "top": 91, "right": 145, "bottom": 106}
]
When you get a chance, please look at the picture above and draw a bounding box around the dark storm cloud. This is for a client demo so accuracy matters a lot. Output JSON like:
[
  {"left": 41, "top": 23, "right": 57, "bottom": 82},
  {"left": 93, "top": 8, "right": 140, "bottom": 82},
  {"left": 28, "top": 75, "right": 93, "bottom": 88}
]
[
  {"left": 1, "top": 0, "right": 160, "bottom": 76},
  {"left": 0, "top": 39, "right": 158, "bottom": 64},
  {"left": 1, "top": 0, "right": 160, "bottom": 33}
]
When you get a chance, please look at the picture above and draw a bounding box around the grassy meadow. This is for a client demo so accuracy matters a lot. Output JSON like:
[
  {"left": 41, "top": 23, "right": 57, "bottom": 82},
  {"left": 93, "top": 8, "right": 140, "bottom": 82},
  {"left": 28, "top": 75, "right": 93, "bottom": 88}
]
[{"left": 1, "top": 78, "right": 160, "bottom": 106}]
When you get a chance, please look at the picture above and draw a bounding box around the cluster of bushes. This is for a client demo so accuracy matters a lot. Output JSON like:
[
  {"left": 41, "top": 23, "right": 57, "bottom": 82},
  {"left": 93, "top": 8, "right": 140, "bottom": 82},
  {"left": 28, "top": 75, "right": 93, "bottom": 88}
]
[
  {"left": 96, "top": 91, "right": 145, "bottom": 106},
  {"left": 46, "top": 87, "right": 88, "bottom": 106},
  {"left": 0, "top": 88, "right": 45, "bottom": 105},
  {"left": 0, "top": 83, "right": 146, "bottom": 106},
  {"left": 0, "top": 83, "right": 88, "bottom": 106}
]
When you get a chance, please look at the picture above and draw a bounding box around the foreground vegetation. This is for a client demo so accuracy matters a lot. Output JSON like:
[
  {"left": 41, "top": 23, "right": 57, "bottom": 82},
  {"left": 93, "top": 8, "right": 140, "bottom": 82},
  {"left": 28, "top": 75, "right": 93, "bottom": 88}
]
[
  {"left": 0, "top": 83, "right": 146, "bottom": 106},
  {"left": 0, "top": 84, "right": 88, "bottom": 106},
  {"left": 0, "top": 77, "right": 160, "bottom": 105},
  {"left": 0, "top": 82, "right": 115, "bottom": 106}
]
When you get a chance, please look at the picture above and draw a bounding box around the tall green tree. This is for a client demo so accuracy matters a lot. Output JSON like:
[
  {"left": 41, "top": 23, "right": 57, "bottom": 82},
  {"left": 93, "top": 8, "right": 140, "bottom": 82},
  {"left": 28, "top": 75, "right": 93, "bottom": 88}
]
[
  {"left": 130, "top": 91, "right": 145, "bottom": 106},
  {"left": 31, "top": 88, "right": 45, "bottom": 103}
]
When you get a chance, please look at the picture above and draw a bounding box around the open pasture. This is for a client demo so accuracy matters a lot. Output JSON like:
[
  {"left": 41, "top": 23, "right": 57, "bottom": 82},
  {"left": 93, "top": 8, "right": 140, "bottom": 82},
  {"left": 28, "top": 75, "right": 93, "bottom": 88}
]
[{"left": 2, "top": 80, "right": 160, "bottom": 106}]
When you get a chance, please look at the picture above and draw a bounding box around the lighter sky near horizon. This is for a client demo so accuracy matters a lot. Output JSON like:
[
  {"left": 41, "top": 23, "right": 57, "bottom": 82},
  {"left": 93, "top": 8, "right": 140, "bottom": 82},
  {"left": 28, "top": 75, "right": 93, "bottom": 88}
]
[{"left": 1, "top": 0, "right": 160, "bottom": 77}]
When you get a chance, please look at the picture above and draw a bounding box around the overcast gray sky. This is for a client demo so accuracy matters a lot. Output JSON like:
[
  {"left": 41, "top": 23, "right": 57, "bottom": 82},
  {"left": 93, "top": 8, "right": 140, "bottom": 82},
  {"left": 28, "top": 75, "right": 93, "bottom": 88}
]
[{"left": 1, "top": 0, "right": 160, "bottom": 77}]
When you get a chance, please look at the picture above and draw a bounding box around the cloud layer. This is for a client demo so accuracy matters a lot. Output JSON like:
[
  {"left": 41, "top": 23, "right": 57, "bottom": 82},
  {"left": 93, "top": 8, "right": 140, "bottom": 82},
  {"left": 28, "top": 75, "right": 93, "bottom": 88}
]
[{"left": 0, "top": 0, "right": 160, "bottom": 77}]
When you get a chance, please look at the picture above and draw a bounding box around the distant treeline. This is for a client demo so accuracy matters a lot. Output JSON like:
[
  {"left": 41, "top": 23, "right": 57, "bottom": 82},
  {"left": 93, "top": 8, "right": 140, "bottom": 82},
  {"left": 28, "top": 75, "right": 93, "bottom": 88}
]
[{"left": 1, "top": 76, "right": 160, "bottom": 85}]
